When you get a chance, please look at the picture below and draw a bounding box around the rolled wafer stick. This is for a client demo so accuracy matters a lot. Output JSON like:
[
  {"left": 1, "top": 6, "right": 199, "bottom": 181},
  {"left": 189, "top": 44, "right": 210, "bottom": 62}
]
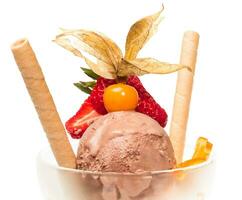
[
  {"left": 170, "top": 31, "right": 199, "bottom": 163},
  {"left": 11, "top": 39, "right": 76, "bottom": 168}
]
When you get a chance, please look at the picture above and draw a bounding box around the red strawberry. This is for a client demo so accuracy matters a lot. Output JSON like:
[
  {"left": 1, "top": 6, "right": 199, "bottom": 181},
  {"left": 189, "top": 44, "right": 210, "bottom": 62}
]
[
  {"left": 126, "top": 76, "right": 152, "bottom": 99},
  {"left": 65, "top": 97, "right": 101, "bottom": 139},
  {"left": 66, "top": 75, "right": 167, "bottom": 139},
  {"left": 127, "top": 76, "right": 168, "bottom": 127},
  {"left": 89, "top": 78, "right": 116, "bottom": 114},
  {"left": 66, "top": 78, "right": 115, "bottom": 139},
  {"left": 136, "top": 98, "right": 168, "bottom": 127}
]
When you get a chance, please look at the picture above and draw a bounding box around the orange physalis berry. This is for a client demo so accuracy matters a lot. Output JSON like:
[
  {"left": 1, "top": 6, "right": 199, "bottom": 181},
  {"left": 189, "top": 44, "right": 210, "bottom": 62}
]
[{"left": 103, "top": 83, "right": 139, "bottom": 112}]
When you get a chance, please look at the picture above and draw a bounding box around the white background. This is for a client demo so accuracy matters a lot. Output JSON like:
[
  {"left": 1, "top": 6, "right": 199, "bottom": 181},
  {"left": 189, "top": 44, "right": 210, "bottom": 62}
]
[{"left": 0, "top": 0, "right": 241, "bottom": 199}]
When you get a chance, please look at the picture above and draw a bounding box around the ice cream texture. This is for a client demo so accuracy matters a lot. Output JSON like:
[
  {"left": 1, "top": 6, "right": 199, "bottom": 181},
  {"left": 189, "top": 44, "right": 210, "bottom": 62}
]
[{"left": 77, "top": 111, "right": 176, "bottom": 172}]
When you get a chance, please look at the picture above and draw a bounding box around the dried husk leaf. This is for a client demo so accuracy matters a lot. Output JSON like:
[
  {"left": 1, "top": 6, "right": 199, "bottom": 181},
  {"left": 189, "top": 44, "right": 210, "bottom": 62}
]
[
  {"left": 54, "top": 32, "right": 117, "bottom": 79},
  {"left": 97, "top": 59, "right": 117, "bottom": 78},
  {"left": 124, "top": 6, "right": 164, "bottom": 60},
  {"left": 118, "top": 58, "right": 190, "bottom": 77},
  {"left": 58, "top": 29, "right": 122, "bottom": 68},
  {"left": 54, "top": 7, "right": 189, "bottom": 80}
]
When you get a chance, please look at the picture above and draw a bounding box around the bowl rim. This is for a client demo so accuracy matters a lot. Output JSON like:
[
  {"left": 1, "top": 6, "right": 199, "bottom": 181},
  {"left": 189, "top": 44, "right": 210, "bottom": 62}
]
[{"left": 37, "top": 148, "right": 215, "bottom": 177}]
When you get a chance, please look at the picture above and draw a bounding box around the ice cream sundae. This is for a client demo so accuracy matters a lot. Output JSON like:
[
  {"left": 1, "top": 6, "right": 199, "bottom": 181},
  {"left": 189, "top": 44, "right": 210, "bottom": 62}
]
[{"left": 11, "top": 5, "right": 213, "bottom": 200}]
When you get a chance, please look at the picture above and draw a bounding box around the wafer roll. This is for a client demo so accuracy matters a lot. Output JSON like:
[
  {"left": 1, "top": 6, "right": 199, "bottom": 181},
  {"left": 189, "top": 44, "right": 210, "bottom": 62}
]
[
  {"left": 170, "top": 31, "right": 199, "bottom": 163},
  {"left": 11, "top": 39, "right": 76, "bottom": 168}
]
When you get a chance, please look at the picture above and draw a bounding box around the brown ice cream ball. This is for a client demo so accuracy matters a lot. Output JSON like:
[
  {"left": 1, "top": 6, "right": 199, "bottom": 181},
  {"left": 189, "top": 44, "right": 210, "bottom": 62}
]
[{"left": 77, "top": 111, "right": 176, "bottom": 172}]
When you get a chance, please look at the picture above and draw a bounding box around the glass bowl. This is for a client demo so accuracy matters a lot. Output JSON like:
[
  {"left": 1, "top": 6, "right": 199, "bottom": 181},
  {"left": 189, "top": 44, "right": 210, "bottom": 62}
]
[{"left": 37, "top": 148, "right": 215, "bottom": 200}]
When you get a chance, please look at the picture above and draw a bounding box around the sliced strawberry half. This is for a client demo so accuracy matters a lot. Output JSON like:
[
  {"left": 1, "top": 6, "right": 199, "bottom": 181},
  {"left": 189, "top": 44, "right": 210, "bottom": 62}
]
[
  {"left": 65, "top": 98, "right": 101, "bottom": 139},
  {"left": 66, "top": 78, "right": 115, "bottom": 139}
]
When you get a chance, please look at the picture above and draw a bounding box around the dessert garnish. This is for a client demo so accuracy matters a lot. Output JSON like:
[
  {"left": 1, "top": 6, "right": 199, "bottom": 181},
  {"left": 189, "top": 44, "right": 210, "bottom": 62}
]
[
  {"left": 178, "top": 137, "right": 213, "bottom": 168},
  {"left": 54, "top": 6, "right": 189, "bottom": 80},
  {"left": 170, "top": 31, "right": 201, "bottom": 163},
  {"left": 54, "top": 6, "right": 189, "bottom": 139},
  {"left": 11, "top": 39, "right": 76, "bottom": 168}
]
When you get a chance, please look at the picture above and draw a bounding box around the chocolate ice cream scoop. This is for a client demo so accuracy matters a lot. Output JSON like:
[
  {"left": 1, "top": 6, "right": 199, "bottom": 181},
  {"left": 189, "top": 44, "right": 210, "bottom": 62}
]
[{"left": 77, "top": 111, "right": 176, "bottom": 172}]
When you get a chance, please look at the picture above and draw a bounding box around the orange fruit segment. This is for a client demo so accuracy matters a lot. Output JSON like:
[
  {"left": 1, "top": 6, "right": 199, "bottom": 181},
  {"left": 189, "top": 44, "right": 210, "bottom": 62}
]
[
  {"left": 177, "top": 137, "right": 213, "bottom": 168},
  {"left": 177, "top": 158, "right": 205, "bottom": 168},
  {"left": 192, "top": 137, "right": 213, "bottom": 160}
]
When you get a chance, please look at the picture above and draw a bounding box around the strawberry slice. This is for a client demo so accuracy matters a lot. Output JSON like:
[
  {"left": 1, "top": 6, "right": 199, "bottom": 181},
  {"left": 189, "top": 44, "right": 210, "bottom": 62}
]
[
  {"left": 65, "top": 98, "right": 101, "bottom": 139},
  {"left": 66, "top": 78, "right": 115, "bottom": 139}
]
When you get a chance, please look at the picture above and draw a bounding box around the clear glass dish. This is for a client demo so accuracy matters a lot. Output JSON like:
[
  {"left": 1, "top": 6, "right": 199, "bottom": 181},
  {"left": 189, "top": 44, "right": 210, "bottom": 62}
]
[{"left": 37, "top": 148, "right": 215, "bottom": 200}]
